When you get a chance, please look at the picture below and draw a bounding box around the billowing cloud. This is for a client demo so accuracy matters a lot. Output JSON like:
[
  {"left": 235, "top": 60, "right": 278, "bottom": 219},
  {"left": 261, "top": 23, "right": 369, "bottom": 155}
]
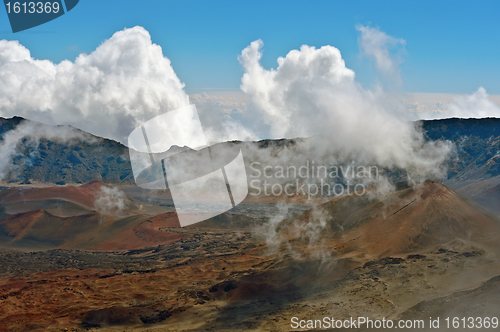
[
  {"left": 239, "top": 39, "right": 356, "bottom": 138},
  {"left": 94, "top": 186, "right": 130, "bottom": 216},
  {"left": 356, "top": 25, "right": 406, "bottom": 81},
  {"left": 0, "top": 26, "right": 189, "bottom": 144},
  {"left": 239, "top": 39, "right": 452, "bottom": 178}
]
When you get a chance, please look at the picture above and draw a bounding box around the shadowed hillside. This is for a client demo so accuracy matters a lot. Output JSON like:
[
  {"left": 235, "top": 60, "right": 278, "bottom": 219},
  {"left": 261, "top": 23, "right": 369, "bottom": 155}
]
[
  {"left": 0, "top": 117, "right": 134, "bottom": 184},
  {"left": 422, "top": 118, "right": 500, "bottom": 192},
  {"left": 471, "top": 182, "right": 500, "bottom": 216}
]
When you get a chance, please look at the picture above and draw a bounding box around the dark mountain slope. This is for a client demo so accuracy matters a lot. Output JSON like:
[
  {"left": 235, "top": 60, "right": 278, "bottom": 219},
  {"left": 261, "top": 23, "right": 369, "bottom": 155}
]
[
  {"left": 0, "top": 116, "right": 134, "bottom": 184},
  {"left": 422, "top": 118, "right": 500, "bottom": 185}
]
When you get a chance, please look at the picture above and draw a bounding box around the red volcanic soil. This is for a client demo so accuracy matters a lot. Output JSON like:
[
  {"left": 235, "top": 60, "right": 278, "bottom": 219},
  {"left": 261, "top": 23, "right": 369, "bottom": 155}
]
[
  {"left": 282, "top": 181, "right": 500, "bottom": 259},
  {"left": 91, "top": 224, "right": 183, "bottom": 250},
  {"left": 1, "top": 209, "right": 111, "bottom": 247},
  {"left": 0, "top": 182, "right": 185, "bottom": 250},
  {"left": 0, "top": 180, "right": 107, "bottom": 209},
  {"left": 0, "top": 242, "right": 270, "bottom": 332},
  {"left": 0, "top": 178, "right": 169, "bottom": 216},
  {"left": 147, "top": 212, "right": 182, "bottom": 228},
  {"left": 87, "top": 213, "right": 184, "bottom": 250},
  {"left": 243, "top": 194, "right": 329, "bottom": 205},
  {"left": 0, "top": 209, "right": 184, "bottom": 250}
]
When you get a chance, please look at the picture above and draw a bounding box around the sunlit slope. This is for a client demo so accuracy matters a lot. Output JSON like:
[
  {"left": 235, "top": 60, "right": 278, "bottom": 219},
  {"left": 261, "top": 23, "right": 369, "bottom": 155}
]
[
  {"left": 281, "top": 180, "right": 500, "bottom": 258},
  {"left": 0, "top": 209, "right": 184, "bottom": 250},
  {"left": 0, "top": 182, "right": 181, "bottom": 250},
  {"left": 0, "top": 180, "right": 172, "bottom": 222}
]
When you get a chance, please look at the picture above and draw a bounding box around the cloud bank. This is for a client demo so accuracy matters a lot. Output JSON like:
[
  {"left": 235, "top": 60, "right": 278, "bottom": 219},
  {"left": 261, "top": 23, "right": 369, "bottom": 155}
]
[
  {"left": 0, "top": 26, "right": 189, "bottom": 145},
  {"left": 190, "top": 92, "right": 258, "bottom": 143},
  {"left": 447, "top": 87, "right": 500, "bottom": 118},
  {"left": 407, "top": 88, "right": 500, "bottom": 119}
]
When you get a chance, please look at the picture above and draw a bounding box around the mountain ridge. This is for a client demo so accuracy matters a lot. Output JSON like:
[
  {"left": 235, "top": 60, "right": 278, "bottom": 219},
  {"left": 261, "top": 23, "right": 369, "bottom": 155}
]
[{"left": 2, "top": 116, "right": 500, "bottom": 200}]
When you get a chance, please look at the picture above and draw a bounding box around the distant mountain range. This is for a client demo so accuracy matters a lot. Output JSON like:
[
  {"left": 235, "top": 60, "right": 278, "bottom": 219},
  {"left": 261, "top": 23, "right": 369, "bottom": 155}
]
[
  {"left": 1, "top": 116, "right": 500, "bottom": 211},
  {"left": 0, "top": 116, "right": 134, "bottom": 184},
  {"left": 422, "top": 118, "right": 500, "bottom": 188},
  {"left": 421, "top": 118, "right": 500, "bottom": 213}
]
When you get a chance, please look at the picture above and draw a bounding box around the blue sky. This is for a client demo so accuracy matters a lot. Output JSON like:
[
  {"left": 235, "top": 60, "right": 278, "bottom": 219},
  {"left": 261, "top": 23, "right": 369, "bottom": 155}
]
[{"left": 1, "top": 0, "right": 499, "bottom": 94}]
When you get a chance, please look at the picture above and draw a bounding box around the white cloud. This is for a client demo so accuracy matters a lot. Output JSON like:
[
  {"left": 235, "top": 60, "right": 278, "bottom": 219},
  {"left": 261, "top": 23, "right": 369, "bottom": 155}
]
[
  {"left": 356, "top": 25, "right": 406, "bottom": 82},
  {"left": 239, "top": 39, "right": 356, "bottom": 138},
  {"left": 4, "top": 25, "right": 489, "bottom": 183},
  {"left": 406, "top": 88, "right": 500, "bottom": 120},
  {"left": 448, "top": 87, "right": 500, "bottom": 118},
  {"left": 0, "top": 26, "right": 190, "bottom": 145},
  {"left": 239, "top": 39, "right": 452, "bottom": 178},
  {"left": 94, "top": 185, "right": 130, "bottom": 216}
]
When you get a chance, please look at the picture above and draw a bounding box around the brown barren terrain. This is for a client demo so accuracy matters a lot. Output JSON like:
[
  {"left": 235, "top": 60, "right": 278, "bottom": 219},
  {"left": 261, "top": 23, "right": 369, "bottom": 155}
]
[{"left": 0, "top": 180, "right": 499, "bottom": 331}]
